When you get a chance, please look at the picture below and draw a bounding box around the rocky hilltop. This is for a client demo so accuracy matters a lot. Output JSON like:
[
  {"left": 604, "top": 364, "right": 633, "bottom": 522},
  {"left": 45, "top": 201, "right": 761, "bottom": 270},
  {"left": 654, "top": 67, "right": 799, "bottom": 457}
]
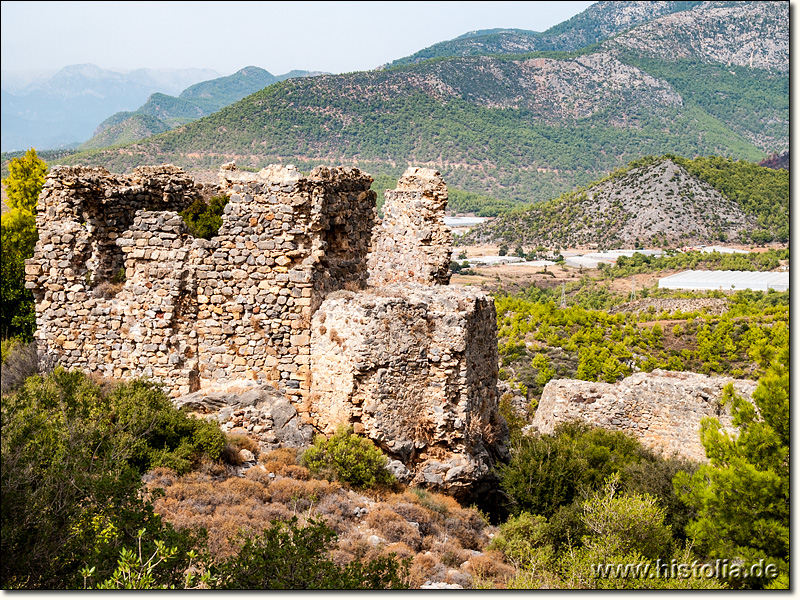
[
  {"left": 388, "top": 1, "right": 704, "bottom": 66},
  {"left": 463, "top": 158, "right": 756, "bottom": 249},
  {"left": 603, "top": 1, "right": 789, "bottom": 72}
]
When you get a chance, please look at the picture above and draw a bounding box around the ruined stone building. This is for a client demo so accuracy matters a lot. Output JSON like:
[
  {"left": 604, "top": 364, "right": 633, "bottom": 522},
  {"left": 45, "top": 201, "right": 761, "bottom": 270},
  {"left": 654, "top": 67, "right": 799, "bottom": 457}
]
[{"left": 26, "top": 163, "right": 507, "bottom": 498}]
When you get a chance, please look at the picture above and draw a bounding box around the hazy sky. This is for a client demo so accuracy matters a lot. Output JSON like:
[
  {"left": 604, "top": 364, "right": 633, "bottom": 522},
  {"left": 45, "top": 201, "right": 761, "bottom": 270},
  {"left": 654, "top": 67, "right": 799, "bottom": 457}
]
[{"left": 1, "top": 1, "right": 595, "bottom": 75}]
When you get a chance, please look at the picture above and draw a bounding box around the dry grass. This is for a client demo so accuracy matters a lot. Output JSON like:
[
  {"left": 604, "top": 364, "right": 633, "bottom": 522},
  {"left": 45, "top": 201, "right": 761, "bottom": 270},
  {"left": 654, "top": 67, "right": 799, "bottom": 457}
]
[{"left": 144, "top": 458, "right": 511, "bottom": 588}]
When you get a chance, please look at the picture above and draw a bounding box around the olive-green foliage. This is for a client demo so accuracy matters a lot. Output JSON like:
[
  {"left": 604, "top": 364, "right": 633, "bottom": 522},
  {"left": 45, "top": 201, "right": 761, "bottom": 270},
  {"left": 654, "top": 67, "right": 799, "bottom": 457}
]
[
  {"left": 674, "top": 345, "right": 789, "bottom": 589},
  {"left": 609, "top": 248, "right": 788, "bottom": 278},
  {"left": 179, "top": 194, "right": 229, "bottom": 239},
  {"left": 301, "top": 426, "right": 394, "bottom": 489},
  {"left": 498, "top": 421, "right": 699, "bottom": 544},
  {"left": 1, "top": 369, "right": 213, "bottom": 588},
  {"left": 495, "top": 476, "right": 721, "bottom": 590},
  {"left": 2, "top": 148, "right": 47, "bottom": 213},
  {"left": 555, "top": 475, "right": 722, "bottom": 590},
  {"left": 214, "top": 517, "right": 408, "bottom": 589},
  {"left": 494, "top": 287, "right": 788, "bottom": 402},
  {"left": 487, "top": 512, "right": 555, "bottom": 571},
  {"left": 499, "top": 421, "right": 653, "bottom": 519},
  {"left": 1, "top": 150, "right": 44, "bottom": 340}
]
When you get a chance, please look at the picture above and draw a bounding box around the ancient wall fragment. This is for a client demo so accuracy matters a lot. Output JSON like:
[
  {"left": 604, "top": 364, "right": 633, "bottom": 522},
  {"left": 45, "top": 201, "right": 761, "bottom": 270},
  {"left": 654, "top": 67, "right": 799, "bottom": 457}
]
[
  {"left": 531, "top": 370, "right": 757, "bottom": 462},
  {"left": 309, "top": 284, "right": 507, "bottom": 499},
  {"left": 27, "top": 163, "right": 376, "bottom": 400},
  {"left": 27, "top": 161, "right": 508, "bottom": 500},
  {"left": 368, "top": 167, "right": 452, "bottom": 287},
  {"left": 26, "top": 165, "right": 204, "bottom": 392}
]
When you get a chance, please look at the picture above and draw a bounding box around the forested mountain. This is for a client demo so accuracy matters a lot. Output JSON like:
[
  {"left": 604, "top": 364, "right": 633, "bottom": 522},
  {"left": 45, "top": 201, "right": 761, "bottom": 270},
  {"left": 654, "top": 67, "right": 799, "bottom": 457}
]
[
  {"left": 462, "top": 155, "right": 789, "bottom": 249},
  {"left": 80, "top": 67, "right": 325, "bottom": 149},
  {"left": 52, "top": 1, "right": 787, "bottom": 206},
  {"left": 386, "top": 1, "right": 703, "bottom": 67}
]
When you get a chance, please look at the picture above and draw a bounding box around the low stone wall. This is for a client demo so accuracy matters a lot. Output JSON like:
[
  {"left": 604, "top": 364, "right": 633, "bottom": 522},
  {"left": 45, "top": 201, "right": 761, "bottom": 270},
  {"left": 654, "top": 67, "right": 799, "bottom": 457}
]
[{"left": 531, "top": 370, "right": 757, "bottom": 462}]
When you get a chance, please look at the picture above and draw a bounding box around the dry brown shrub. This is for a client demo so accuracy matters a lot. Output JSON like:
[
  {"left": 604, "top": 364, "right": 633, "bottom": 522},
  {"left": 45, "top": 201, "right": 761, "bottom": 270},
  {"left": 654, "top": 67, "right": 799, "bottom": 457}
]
[
  {"left": 408, "top": 554, "right": 438, "bottom": 588},
  {"left": 202, "top": 517, "right": 246, "bottom": 559},
  {"left": 226, "top": 434, "right": 260, "bottom": 456},
  {"left": 465, "top": 550, "right": 514, "bottom": 583},
  {"left": 365, "top": 507, "right": 422, "bottom": 551},
  {"left": 337, "top": 535, "right": 372, "bottom": 562},
  {"left": 220, "top": 444, "right": 244, "bottom": 465},
  {"left": 197, "top": 461, "right": 227, "bottom": 480},
  {"left": 445, "top": 570, "right": 472, "bottom": 588},
  {"left": 405, "top": 488, "right": 461, "bottom": 516},
  {"left": 390, "top": 501, "right": 439, "bottom": 538},
  {"left": 444, "top": 508, "right": 489, "bottom": 550},
  {"left": 260, "top": 447, "right": 299, "bottom": 469},
  {"left": 329, "top": 548, "right": 356, "bottom": 568},
  {"left": 143, "top": 466, "right": 177, "bottom": 489},
  {"left": 222, "top": 477, "right": 270, "bottom": 502},
  {"left": 314, "top": 493, "right": 355, "bottom": 535},
  {"left": 243, "top": 467, "right": 272, "bottom": 485},
  {"left": 420, "top": 535, "right": 437, "bottom": 552},
  {"left": 267, "top": 477, "right": 339, "bottom": 507},
  {"left": 279, "top": 464, "right": 310, "bottom": 480},
  {"left": 383, "top": 541, "right": 415, "bottom": 561},
  {"left": 430, "top": 540, "right": 468, "bottom": 568}
]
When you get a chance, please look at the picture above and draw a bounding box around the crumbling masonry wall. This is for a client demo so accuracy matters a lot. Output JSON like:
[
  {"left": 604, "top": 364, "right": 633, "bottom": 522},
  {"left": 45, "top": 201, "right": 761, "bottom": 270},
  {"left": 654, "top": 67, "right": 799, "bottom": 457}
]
[
  {"left": 27, "top": 163, "right": 376, "bottom": 402},
  {"left": 311, "top": 168, "right": 506, "bottom": 497},
  {"left": 531, "top": 370, "right": 757, "bottom": 462},
  {"left": 368, "top": 167, "right": 452, "bottom": 287}
]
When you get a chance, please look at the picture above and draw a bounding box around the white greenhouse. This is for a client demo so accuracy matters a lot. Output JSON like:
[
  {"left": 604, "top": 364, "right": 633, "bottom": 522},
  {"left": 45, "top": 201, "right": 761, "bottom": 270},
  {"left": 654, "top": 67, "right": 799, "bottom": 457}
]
[{"left": 658, "top": 270, "right": 789, "bottom": 292}]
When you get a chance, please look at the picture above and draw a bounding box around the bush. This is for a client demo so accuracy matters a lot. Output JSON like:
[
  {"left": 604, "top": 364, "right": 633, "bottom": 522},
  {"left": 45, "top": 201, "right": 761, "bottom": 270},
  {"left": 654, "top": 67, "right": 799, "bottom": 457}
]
[
  {"left": 1, "top": 369, "right": 206, "bottom": 588},
  {"left": 499, "top": 420, "right": 658, "bottom": 519},
  {"left": 0, "top": 338, "right": 40, "bottom": 395},
  {"left": 180, "top": 195, "right": 229, "bottom": 239},
  {"left": 214, "top": 517, "right": 408, "bottom": 589},
  {"left": 301, "top": 426, "right": 394, "bottom": 489}
]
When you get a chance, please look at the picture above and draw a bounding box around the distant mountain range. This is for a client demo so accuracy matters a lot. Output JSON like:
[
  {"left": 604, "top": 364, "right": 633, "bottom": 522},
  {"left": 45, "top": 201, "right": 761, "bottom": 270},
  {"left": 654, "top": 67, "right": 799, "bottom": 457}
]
[
  {"left": 1, "top": 65, "right": 324, "bottom": 152},
  {"left": 1, "top": 65, "right": 220, "bottom": 151},
  {"left": 78, "top": 67, "right": 324, "bottom": 150},
  {"left": 4, "top": 1, "right": 787, "bottom": 219}
]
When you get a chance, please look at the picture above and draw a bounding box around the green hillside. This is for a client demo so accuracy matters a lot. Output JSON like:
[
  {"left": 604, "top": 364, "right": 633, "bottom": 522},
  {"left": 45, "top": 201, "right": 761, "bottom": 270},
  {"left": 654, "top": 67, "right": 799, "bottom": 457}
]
[
  {"left": 62, "top": 50, "right": 766, "bottom": 204},
  {"left": 178, "top": 66, "right": 279, "bottom": 111},
  {"left": 79, "top": 113, "right": 171, "bottom": 150},
  {"left": 78, "top": 67, "right": 299, "bottom": 150}
]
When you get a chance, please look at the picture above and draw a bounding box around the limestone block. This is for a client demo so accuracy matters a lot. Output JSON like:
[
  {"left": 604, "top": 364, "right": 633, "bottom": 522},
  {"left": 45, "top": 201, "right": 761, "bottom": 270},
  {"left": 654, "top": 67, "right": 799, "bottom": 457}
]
[
  {"left": 532, "top": 370, "right": 758, "bottom": 462},
  {"left": 310, "top": 283, "right": 507, "bottom": 499}
]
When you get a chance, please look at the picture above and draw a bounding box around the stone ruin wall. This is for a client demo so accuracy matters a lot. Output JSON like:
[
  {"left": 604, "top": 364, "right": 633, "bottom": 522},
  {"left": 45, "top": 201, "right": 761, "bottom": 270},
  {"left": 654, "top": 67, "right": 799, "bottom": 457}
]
[
  {"left": 27, "top": 163, "right": 375, "bottom": 405},
  {"left": 531, "top": 370, "right": 758, "bottom": 463},
  {"left": 368, "top": 166, "right": 453, "bottom": 287},
  {"left": 27, "top": 163, "right": 507, "bottom": 497}
]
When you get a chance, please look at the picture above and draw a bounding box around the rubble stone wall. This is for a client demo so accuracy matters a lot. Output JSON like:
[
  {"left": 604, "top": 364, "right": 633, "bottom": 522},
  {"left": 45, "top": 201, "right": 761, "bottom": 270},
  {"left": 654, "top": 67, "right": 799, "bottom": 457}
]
[
  {"left": 27, "top": 163, "right": 376, "bottom": 400},
  {"left": 368, "top": 167, "right": 452, "bottom": 287},
  {"left": 309, "top": 284, "right": 506, "bottom": 497},
  {"left": 531, "top": 370, "right": 757, "bottom": 462}
]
